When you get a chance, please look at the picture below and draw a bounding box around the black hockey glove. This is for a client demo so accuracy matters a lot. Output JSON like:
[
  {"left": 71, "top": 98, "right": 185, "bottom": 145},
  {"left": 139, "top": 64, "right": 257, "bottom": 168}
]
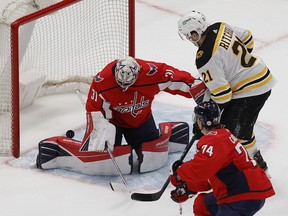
[
  {"left": 170, "top": 182, "right": 196, "bottom": 203},
  {"left": 170, "top": 160, "right": 183, "bottom": 175},
  {"left": 169, "top": 160, "right": 183, "bottom": 187},
  {"left": 192, "top": 123, "right": 204, "bottom": 140}
]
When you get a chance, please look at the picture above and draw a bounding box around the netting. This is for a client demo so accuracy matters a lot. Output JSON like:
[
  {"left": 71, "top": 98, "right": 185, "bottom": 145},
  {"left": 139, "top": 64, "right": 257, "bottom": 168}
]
[{"left": 0, "top": 0, "right": 133, "bottom": 157}]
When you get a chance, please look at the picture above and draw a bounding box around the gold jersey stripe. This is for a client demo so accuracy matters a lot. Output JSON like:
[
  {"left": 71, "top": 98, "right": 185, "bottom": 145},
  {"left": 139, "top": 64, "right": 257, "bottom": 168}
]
[
  {"left": 212, "top": 91, "right": 232, "bottom": 103},
  {"left": 212, "top": 23, "right": 225, "bottom": 55},
  {"left": 246, "top": 39, "right": 254, "bottom": 49},
  {"left": 241, "top": 139, "right": 256, "bottom": 149},
  {"left": 232, "top": 66, "right": 273, "bottom": 94},
  {"left": 211, "top": 83, "right": 230, "bottom": 95},
  {"left": 211, "top": 83, "right": 232, "bottom": 103},
  {"left": 242, "top": 30, "right": 252, "bottom": 43},
  {"left": 234, "top": 74, "right": 273, "bottom": 94}
]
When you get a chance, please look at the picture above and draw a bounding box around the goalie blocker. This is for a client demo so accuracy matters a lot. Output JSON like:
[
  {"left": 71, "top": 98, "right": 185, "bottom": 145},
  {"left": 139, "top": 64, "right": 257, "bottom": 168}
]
[{"left": 36, "top": 122, "right": 190, "bottom": 175}]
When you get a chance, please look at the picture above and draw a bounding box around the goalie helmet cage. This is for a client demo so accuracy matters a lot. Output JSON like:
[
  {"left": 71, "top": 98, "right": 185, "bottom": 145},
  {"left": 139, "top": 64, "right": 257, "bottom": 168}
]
[{"left": 0, "top": 0, "right": 135, "bottom": 158}]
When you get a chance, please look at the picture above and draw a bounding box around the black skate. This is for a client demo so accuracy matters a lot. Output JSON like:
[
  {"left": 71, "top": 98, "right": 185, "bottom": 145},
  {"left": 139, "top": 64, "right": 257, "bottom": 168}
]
[
  {"left": 253, "top": 150, "right": 268, "bottom": 171},
  {"left": 253, "top": 150, "right": 271, "bottom": 178}
]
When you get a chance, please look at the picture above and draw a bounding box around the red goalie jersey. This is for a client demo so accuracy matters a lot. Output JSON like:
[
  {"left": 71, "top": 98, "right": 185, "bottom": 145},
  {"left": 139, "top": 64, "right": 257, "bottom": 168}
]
[{"left": 86, "top": 58, "right": 196, "bottom": 128}]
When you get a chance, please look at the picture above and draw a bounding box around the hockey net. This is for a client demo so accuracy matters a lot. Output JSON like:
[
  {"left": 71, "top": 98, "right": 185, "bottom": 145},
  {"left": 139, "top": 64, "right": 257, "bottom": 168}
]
[{"left": 0, "top": 0, "right": 135, "bottom": 157}]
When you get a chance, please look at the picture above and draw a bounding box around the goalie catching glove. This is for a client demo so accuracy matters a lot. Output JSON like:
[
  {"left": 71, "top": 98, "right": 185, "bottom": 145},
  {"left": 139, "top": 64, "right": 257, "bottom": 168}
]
[{"left": 86, "top": 111, "right": 116, "bottom": 152}]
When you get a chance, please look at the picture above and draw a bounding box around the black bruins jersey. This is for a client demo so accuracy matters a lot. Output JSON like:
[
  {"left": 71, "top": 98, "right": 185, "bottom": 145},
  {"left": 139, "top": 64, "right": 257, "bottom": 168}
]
[{"left": 196, "top": 22, "right": 276, "bottom": 105}]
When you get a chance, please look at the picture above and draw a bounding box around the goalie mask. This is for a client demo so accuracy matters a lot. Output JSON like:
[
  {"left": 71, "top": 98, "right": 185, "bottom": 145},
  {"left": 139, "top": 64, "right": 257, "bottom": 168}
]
[
  {"left": 178, "top": 10, "right": 208, "bottom": 46},
  {"left": 115, "top": 57, "right": 140, "bottom": 91},
  {"left": 194, "top": 101, "right": 221, "bottom": 127}
]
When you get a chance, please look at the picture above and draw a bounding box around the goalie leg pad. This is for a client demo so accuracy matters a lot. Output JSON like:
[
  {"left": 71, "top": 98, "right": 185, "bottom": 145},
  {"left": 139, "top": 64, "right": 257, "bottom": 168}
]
[
  {"left": 36, "top": 136, "right": 133, "bottom": 175},
  {"left": 36, "top": 137, "right": 71, "bottom": 169},
  {"left": 168, "top": 122, "right": 190, "bottom": 153},
  {"left": 138, "top": 122, "right": 171, "bottom": 173}
]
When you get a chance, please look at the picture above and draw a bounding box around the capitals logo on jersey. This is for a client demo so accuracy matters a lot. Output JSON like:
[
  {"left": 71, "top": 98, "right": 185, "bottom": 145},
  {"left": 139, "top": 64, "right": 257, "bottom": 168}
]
[
  {"left": 113, "top": 92, "right": 149, "bottom": 118},
  {"left": 146, "top": 63, "right": 157, "bottom": 76},
  {"left": 94, "top": 72, "right": 104, "bottom": 82}
]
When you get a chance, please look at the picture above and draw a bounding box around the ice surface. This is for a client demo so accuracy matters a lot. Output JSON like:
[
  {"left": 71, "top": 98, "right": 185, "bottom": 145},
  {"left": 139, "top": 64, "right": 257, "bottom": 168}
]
[{"left": 1, "top": 0, "right": 287, "bottom": 215}]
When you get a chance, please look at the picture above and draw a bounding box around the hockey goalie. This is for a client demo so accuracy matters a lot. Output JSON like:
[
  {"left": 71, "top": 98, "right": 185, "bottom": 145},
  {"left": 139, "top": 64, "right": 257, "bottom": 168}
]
[
  {"left": 36, "top": 57, "right": 207, "bottom": 175},
  {"left": 36, "top": 120, "right": 190, "bottom": 175}
]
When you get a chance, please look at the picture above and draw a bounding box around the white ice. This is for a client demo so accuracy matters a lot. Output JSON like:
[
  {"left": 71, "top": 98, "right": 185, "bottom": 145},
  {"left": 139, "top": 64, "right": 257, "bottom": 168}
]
[{"left": 1, "top": 0, "right": 288, "bottom": 215}]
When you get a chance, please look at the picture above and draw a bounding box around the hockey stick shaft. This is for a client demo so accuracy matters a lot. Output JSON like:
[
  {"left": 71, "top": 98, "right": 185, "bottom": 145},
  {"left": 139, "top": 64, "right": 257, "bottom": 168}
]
[
  {"left": 75, "top": 89, "right": 130, "bottom": 191},
  {"left": 75, "top": 89, "right": 86, "bottom": 106},
  {"left": 131, "top": 134, "right": 197, "bottom": 201},
  {"left": 106, "top": 145, "right": 129, "bottom": 189}
]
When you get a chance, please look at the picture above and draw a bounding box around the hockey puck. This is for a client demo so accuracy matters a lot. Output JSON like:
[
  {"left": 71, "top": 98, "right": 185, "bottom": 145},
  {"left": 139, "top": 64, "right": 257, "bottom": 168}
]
[{"left": 66, "top": 130, "right": 75, "bottom": 138}]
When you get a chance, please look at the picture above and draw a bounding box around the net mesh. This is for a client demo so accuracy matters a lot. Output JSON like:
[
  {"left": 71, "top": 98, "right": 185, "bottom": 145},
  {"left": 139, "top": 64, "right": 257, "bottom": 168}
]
[{"left": 0, "top": 0, "right": 132, "bottom": 156}]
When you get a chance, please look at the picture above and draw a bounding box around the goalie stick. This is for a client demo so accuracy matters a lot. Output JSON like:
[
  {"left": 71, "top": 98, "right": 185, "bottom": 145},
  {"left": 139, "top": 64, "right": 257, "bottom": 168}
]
[
  {"left": 131, "top": 134, "right": 197, "bottom": 201},
  {"left": 75, "top": 89, "right": 130, "bottom": 193},
  {"left": 106, "top": 145, "right": 131, "bottom": 193}
]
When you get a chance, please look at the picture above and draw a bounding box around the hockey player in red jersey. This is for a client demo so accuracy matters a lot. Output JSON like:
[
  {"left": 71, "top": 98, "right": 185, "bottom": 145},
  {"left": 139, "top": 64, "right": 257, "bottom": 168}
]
[
  {"left": 84, "top": 57, "right": 205, "bottom": 160},
  {"left": 177, "top": 10, "right": 277, "bottom": 173},
  {"left": 36, "top": 56, "right": 206, "bottom": 174},
  {"left": 169, "top": 101, "right": 275, "bottom": 215}
]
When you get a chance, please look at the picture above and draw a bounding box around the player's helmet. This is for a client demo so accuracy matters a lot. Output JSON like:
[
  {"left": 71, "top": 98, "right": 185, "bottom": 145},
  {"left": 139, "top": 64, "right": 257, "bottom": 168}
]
[
  {"left": 194, "top": 101, "right": 221, "bottom": 127},
  {"left": 115, "top": 57, "right": 140, "bottom": 91},
  {"left": 178, "top": 10, "right": 208, "bottom": 45}
]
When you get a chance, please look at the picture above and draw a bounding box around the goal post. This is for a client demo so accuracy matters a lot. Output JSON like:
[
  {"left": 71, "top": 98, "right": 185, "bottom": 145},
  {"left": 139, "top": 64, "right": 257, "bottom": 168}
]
[{"left": 0, "top": 0, "right": 135, "bottom": 158}]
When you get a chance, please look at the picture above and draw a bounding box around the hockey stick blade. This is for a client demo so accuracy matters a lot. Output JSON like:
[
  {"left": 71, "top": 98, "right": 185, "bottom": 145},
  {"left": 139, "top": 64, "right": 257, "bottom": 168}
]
[
  {"left": 131, "top": 177, "right": 170, "bottom": 201},
  {"left": 110, "top": 182, "right": 131, "bottom": 193},
  {"left": 131, "top": 134, "right": 197, "bottom": 202}
]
